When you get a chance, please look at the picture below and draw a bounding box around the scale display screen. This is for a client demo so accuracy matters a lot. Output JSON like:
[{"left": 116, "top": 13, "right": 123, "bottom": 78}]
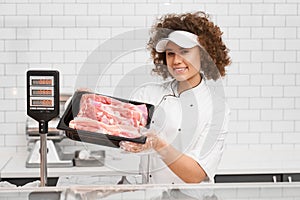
[
  {"left": 27, "top": 70, "right": 59, "bottom": 122},
  {"left": 29, "top": 76, "right": 56, "bottom": 110},
  {"left": 32, "top": 90, "right": 52, "bottom": 96},
  {"left": 30, "top": 87, "right": 54, "bottom": 96},
  {"left": 30, "top": 97, "right": 54, "bottom": 109},
  {"left": 30, "top": 76, "right": 54, "bottom": 86}
]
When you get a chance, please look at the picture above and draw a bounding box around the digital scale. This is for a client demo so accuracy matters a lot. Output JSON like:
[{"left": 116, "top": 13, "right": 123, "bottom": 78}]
[{"left": 27, "top": 70, "right": 60, "bottom": 187}]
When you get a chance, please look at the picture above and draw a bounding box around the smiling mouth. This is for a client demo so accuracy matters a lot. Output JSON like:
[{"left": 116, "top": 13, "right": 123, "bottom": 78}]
[{"left": 173, "top": 67, "right": 187, "bottom": 74}]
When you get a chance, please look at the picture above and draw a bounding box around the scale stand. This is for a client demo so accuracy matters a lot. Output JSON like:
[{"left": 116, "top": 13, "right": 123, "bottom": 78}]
[
  {"left": 27, "top": 70, "right": 60, "bottom": 187},
  {"left": 40, "top": 121, "right": 47, "bottom": 186}
]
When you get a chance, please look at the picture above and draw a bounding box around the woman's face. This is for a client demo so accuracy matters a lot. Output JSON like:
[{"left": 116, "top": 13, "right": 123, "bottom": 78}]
[{"left": 165, "top": 41, "right": 201, "bottom": 84}]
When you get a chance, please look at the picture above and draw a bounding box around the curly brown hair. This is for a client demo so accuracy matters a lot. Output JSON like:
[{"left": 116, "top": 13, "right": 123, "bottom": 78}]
[{"left": 148, "top": 11, "right": 231, "bottom": 80}]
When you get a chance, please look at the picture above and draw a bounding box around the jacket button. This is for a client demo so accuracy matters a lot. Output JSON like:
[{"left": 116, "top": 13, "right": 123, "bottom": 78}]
[
  {"left": 178, "top": 128, "right": 181, "bottom": 132},
  {"left": 190, "top": 104, "right": 193, "bottom": 107}
]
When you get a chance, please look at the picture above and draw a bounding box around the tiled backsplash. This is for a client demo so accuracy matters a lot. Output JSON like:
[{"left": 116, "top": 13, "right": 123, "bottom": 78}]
[{"left": 0, "top": 0, "right": 299, "bottom": 157}]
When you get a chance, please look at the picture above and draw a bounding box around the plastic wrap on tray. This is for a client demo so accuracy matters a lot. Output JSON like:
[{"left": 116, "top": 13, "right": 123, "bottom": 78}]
[{"left": 57, "top": 91, "right": 154, "bottom": 148}]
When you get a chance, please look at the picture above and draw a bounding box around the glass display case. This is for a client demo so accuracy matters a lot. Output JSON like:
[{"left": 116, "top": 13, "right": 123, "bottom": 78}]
[{"left": 1, "top": 182, "right": 300, "bottom": 200}]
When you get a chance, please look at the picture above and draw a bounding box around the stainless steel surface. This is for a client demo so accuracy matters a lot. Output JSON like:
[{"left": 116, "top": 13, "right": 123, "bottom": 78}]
[
  {"left": 57, "top": 174, "right": 143, "bottom": 186},
  {"left": 40, "top": 134, "right": 47, "bottom": 187},
  {"left": 74, "top": 150, "right": 105, "bottom": 167},
  {"left": 26, "top": 140, "right": 73, "bottom": 168}
]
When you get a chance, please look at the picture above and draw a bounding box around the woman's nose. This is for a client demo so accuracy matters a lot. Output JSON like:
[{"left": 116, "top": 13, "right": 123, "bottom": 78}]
[{"left": 173, "top": 53, "right": 183, "bottom": 64}]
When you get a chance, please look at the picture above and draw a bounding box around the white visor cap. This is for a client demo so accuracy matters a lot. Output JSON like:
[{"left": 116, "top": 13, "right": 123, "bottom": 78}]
[{"left": 155, "top": 30, "right": 200, "bottom": 53}]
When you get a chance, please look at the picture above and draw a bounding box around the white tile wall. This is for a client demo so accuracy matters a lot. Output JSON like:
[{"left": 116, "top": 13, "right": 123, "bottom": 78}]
[{"left": 0, "top": 1, "right": 299, "bottom": 169}]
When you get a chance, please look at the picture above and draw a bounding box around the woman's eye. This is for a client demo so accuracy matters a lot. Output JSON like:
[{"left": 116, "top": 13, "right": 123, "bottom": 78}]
[
  {"left": 181, "top": 50, "right": 189, "bottom": 54},
  {"left": 167, "top": 52, "right": 175, "bottom": 56}
]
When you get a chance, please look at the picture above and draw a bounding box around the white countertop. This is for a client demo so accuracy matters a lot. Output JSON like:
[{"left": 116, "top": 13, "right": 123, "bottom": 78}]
[
  {"left": 217, "top": 149, "right": 300, "bottom": 174},
  {"left": 0, "top": 152, "right": 140, "bottom": 178}
]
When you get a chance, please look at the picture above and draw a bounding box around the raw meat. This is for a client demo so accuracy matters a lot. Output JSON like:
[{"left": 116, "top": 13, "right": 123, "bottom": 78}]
[{"left": 69, "top": 93, "right": 148, "bottom": 138}]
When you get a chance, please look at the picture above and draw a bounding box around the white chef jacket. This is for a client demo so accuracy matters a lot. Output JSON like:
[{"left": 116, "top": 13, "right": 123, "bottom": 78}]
[{"left": 132, "top": 74, "right": 230, "bottom": 184}]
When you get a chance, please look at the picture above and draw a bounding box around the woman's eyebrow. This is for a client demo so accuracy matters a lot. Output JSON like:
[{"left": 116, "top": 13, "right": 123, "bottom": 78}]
[
  {"left": 165, "top": 48, "right": 173, "bottom": 51},
  {"left": 165, "top": 47, "right": 186, "bottom": 52}
]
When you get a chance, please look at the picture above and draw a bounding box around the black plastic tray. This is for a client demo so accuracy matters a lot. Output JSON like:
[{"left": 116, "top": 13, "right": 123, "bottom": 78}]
[{"left": 57, "top": 91, "right": 154, "bottom": 148}]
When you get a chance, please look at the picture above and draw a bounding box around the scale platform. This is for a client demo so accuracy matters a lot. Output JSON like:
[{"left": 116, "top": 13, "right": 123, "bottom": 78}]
[{"left": 26, "top": 140, "right": 73, "bottom": 168}]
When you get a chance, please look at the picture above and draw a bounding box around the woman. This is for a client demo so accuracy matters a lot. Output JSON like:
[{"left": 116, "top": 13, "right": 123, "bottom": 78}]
[{"left": 120, "top": 11, "right": 231, "bottom": 185}]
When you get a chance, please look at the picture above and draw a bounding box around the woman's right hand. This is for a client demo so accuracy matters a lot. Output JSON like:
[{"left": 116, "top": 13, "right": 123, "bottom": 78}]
[{"left": 119, "top": 132, "right": 167, "bottom": 153}]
